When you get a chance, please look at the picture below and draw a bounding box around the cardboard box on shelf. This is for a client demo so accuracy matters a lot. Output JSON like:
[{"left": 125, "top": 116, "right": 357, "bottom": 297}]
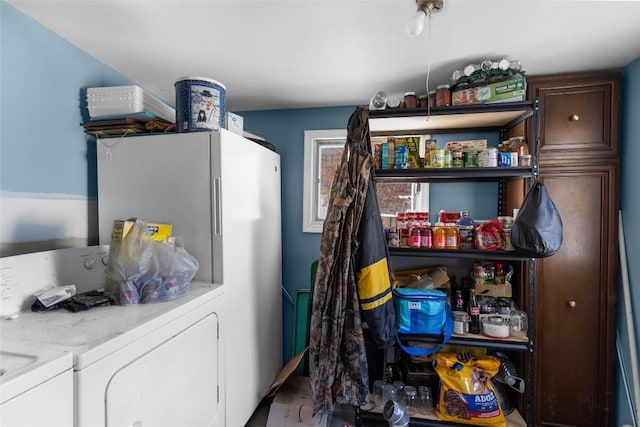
[
  {"left": 477, "top": 78, "right": 527, "bottom": 104},
  {"left": 111, "top": 219, "right": 172, "bottom": 242},
  {"left": 475, "top": 282, "right": 512, "bottom": 298},
  {"left": 452, "top": 78, "right": 526, "bottom": 105},
  {"left": 226, "top": 112, "right": 244, "bottom": 135}
]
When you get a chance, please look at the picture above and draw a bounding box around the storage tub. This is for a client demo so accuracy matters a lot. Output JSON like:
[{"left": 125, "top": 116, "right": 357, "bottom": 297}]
[{"left": 174, "top": 76, "right": 226, "bottom": 132}]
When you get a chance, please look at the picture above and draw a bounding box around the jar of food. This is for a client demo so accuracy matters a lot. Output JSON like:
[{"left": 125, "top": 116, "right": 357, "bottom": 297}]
[
  {"left": 509, "top": 136, "right": 530, "bottom": 156},
  {"left": 433, "top": 222, "right": 446, "bottom": 249},
  {"left": 428, "top": 90, "right": 437, "bottom": 108},
  {"left": 403, "top": 92, "right": 418, "bottom": 109},
  {"left": 498, "top": 216, "right": 514, "bottom": 250},
  {"left": 453, "top": 311, "right": 470, "bottom": 335},
  {"left": 436, "top": 85, "right": 451, "bottom": 107},
  {"left": 418, "top": 94, "right": 428, "bottom": 108},
  {"left": 520, "top": 154, "right": 532, "bottom": 167},
  {"left": 445, "top": 223, "right": 459, "bottom": 249}
]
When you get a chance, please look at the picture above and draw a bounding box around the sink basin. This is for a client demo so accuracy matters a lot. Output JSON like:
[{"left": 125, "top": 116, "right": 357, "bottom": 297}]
[{"left": 0, "top": 351, "right": 38, "bottom": 377}]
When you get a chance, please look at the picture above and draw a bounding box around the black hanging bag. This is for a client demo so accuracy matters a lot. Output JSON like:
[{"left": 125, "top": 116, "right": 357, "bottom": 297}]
[{"left": 511, "top": 180, "right": 563, "bottom": 258}]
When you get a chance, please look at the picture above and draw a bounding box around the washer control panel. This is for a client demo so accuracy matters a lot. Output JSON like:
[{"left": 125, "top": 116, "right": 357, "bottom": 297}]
[{"left": 0, "top": 246, "right": 110, "bottom": 317}]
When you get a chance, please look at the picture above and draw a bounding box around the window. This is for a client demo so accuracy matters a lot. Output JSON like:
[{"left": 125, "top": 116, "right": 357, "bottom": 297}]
[
  {"left": 303, "top": 130, "right": 429, "bottom": 233},
  {"left": 303, "top": 130, "right": 346, "bottom": 232}
]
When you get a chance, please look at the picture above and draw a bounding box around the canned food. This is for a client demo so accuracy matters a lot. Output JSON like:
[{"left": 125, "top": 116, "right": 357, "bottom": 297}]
[
  {"left": 486, "top": 147, "right": 499, "bottom": 167},
  {"left": 463, "top": 151, "right": 478, "bottom": 168},
  {"left": 499, "top": 152, "right": 511, "bottom": 167},
  {"left": 431, "top": 149, "right": 445, "bottom": 168},
  {"left": 444, "top": 150, "right": 453, "bottom": 168},
  {"left": 452, "top": 151, "right": 464, "bottom": 168}
]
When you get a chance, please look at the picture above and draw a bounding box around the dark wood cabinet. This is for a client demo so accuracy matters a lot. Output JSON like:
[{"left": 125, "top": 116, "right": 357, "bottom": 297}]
[
  {"left": 526, "top": 72, "right": 620, "bottom": 427},
  {"left": 528, "top": 72, "right": 621, "bottom": 162}
]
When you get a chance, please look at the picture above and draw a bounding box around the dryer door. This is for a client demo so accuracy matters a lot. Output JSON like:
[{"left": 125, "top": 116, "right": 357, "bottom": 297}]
[{"left": 105, "top": 313, "right": 221, "bottom": 427}]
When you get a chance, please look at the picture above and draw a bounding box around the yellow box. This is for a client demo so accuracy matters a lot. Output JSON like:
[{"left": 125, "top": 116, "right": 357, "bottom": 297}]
[{"left": 111, "top": 219, "right": 173, "bottom": 242}]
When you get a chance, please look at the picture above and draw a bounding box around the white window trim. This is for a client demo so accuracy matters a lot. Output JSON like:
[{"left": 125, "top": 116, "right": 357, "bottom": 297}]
[{"left": 303, "top": 129, "right": 346, "bottom": 233}]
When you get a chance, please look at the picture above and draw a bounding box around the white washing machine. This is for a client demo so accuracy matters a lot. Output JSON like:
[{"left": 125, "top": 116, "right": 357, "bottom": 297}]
[{"left": 0, "top": 246, "right": 225, "bottom": 427}]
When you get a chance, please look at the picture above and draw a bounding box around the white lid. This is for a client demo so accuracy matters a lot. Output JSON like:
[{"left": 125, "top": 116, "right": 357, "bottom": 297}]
[{"left": 175, "top": 76, "right": 226, "bottom": 90}]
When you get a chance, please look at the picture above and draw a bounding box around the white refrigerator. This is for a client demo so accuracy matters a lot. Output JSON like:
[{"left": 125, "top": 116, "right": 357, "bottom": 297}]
[{"left": 96, "top": 129, "right": 282, "bottom": 426}]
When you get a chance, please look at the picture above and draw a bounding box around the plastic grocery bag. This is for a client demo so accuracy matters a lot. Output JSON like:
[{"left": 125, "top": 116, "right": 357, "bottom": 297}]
[
  {"left": 105, "top": 219, "right": 199, "bottom": 305},
  {"left": 511, "top": 180, "right": 563, "bottom": 258}
]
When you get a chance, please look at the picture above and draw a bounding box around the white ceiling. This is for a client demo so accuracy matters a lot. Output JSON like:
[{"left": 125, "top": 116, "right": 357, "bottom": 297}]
[{"left": 8, "top": 0, "right": 640, "bottom": 112}]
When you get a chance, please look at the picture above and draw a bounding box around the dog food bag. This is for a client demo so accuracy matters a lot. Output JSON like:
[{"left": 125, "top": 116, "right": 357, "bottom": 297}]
[{"left": 433, "top": 353, "right": 506, "bottom": 426}]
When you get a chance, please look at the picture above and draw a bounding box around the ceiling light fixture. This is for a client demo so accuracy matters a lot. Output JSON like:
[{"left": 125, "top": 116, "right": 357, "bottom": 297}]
[{"left": 405, "top": 0, "right": 444, "bottom": 37}]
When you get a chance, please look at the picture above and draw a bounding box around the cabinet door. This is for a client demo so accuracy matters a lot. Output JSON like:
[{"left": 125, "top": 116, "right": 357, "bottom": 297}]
[
  {"left": 535, "top": 163, "right": 618, "bottom": 427},
  {"left": 527, "top": 72, "right": 621, "bottom": 162}
]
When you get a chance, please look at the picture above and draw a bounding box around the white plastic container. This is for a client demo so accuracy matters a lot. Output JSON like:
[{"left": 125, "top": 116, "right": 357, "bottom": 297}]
[{"left": 174, "top": 76, "right": 226, "bottom": 132}]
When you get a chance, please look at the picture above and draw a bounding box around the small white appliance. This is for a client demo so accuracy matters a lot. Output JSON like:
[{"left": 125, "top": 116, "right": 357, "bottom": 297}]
[{"left": 96, "top": 129, "right": 283, "bottom": 425}]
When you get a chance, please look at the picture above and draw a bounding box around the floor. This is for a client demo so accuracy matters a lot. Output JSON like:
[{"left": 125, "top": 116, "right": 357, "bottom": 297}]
[{"left": 245, "top": 399, "right": 384, "bottom": 427}]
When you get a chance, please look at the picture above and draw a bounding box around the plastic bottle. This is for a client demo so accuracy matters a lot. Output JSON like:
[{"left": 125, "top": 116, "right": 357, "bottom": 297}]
[
  {"left": 397, "top": 212, "right": 409, "bottom": 248},
  {"left": 387, "top": 216, "right": 400, "bottom": 248},
  {"left": 455, "top": 290, "right": 465, "bottom": 312},
  {"left": 433, "top": 222, "right": 446, "bottom": 249},
  {"left": 494, "top": 262, "right": 505, "bottom": 284},
  {"left": 468, "top": 288, "right": 481, "bottom": 334},
  {"left": 445, "top": 223, "right": 460, "bottom": 249},
  {"left": 409, "top": 213, "right": 422, "bottom": 248},
  {"left": 421, "top": 222, "right": 433, "bottom": 248},
  {"left": 457, "top": 211, "right": 475, "bottom": 250}
]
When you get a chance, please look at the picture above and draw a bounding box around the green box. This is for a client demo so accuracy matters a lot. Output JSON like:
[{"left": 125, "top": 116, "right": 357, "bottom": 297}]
[{"left": 477, "top": 78, "right": 526, "bottom": 104}]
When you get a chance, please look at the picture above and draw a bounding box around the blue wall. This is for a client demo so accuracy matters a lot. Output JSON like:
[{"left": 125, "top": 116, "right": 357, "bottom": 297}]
[
  {"left": 1, "top": 2, "right": 132, "bottom": 198},
  {"left": 617, "top": 57, "right": 640, "bottom": 426},
  {"left": 1, "top": 3, "right": 134, "bottom": 246}
]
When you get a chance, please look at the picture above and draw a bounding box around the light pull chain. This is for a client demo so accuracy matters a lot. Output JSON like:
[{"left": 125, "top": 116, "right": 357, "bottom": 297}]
[{"left": 425, "top": 9, "right": 433, "bottom": 121}]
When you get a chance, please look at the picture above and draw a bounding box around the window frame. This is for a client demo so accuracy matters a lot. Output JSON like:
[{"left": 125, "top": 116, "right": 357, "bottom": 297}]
[{"left": 302, "top": 129, "right": 347, "bottom": 233}]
